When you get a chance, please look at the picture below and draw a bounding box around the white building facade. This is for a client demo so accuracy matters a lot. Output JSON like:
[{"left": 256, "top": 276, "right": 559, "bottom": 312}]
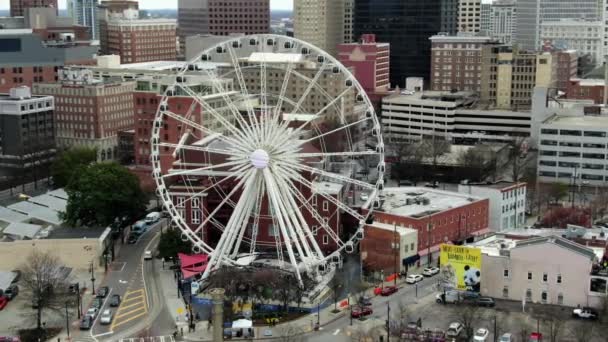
[
  {"left": 458, "top": 0, "right": 481, "bottom": 33},
  {"left": 538, "top": 115, "right": 608, "bottom": 186},
  {"left": 488, "top": 0, "right": 517, "bottom": 45},
  {"left": 458, "top": 182, "right": 526, "bottom": 232},
  {"left": 540, "top": 19, "right": 603, "bottom": 63}
]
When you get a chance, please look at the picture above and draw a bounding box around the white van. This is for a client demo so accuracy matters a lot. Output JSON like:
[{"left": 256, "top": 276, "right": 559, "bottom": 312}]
[{"left": 145, "top": 212, "right": 161, "bottom": 224}]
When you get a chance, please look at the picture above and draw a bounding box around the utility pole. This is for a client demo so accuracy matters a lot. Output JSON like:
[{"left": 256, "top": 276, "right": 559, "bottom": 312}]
[
  {"left": 65, "top": 302, "right": 70, "bottom": 338},
  {"left": 393, "top": 223, "right": 398, "bottom": 286},
  {"left": 386, "top": 302, "right": 390, "bottom": 342},
  {"left": 89, "top": 261, "right": 96, "bottom": 294},
  {"left": 493, "top": 316, "right": 497, "bottom": 342},
  {"left": 74, "top": 283, "right": 81, "bottom": 319}
]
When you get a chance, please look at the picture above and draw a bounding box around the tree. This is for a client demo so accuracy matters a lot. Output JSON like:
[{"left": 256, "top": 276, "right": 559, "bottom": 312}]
[
  {"left": 548, "top": 183, "right": 568, "bottom": 205},
  {"left": 51, "top": 147, "right": 97, "bottom": 188},
  {"left": 517, "top": 318, "right": 533, "bottom": 342},
  {"left": 454, "top": 305, "right": 480, "bottom": 340},
  {"left": 61, "top": 162, "right": 147, "bottom": 227},
  {"left": 543, "top": 312, "right": 565, "bottom": 342},
  {"left": 569, "top": 321, "right": 596, "bottom": 342},
  {"left": 350, "top": 325, "right": 383, "bottom": 342},
  {"left": 329, "top": 272, "right": 343, "bottom": 313},
  {"left": 157, "top": 228, "right": 193, "bottom": 261},
  {"left": 20, "top": 250, "right": 70, "bottom": 331},
  {"left": 390, "top": 300, "right": 411, "bottom": 337},
  {"left": 540, "top": 207, "right": 591, "bottom": 228},
  {"left": 457, "top": 146, "right": 495, "bottom": 182},
  {"left": 505, "top": 137, "right": 529, "bottom": 182}
]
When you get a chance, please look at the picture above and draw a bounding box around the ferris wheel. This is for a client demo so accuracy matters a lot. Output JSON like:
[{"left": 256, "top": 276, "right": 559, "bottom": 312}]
[{"left": 151, "top": 34, "right": 385, "bottom": 287}]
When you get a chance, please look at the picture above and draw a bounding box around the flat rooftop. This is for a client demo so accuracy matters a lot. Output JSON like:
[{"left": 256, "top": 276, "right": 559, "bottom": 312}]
[
  {"left": 47, "top": 226, "right": 107, "bottom": 239},
  {"left": 463, "top": 181, "right": 526, "bottom": 190},
  {"left": 378, "top": 187, "right": 483, "bottom": 218},
  {"left": 544, "top": 114, "right": 608, "bottom": 128},
  {"left": 312, "top": 181, "right": 343, "bottom": 195},
  {"left": 367, "top": 221, "right": 417, "bottom": 236}
]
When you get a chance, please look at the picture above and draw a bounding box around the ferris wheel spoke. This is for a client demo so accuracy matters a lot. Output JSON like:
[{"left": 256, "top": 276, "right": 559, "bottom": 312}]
[
  {"left": 176, "top": 83, "right": 257, "bottom": 146},
  {"left": 163, "top": 159, "right": 247, "bottom": 179},
  {"left": 158, "top": 142, "right": 246, "bottom": 159},
  {"left": 286, "top": 161, "right": 376, "bottom": 191},
  {"left": 273, "top": 166, "right": 344, "bottom": 249},
  {"left": 230, "top": 174, "right": 263, "bottom": 258},
  {"left": 290, "top": 62, "right": 329, "bottom": 116},
  {"left": 161, "top": 110, "right": 249, "bottom": 153},
  {"left": 292, "top": 150, "right": 377, "bottom": 159}
]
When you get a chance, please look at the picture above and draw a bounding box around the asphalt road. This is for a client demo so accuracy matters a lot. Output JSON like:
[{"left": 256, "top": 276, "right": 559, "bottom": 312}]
[{"left": 71, "top": 219, "right": 167, "bottom": 342}]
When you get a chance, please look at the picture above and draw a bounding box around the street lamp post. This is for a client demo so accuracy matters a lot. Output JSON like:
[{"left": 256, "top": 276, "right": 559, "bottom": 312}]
[
  {"left": 386, "top": 302, "right": 390, "bottom": 342},
  {"left": 74, "top": 282, "right": 81, "bottom": 319},
  {"left": 65, "top": 302, "right": 70, "bottom": 338},
  {"left": 89, "top": 261, "right": 96, "bottom": 294},
  {"left": 393, "top": 223, "right": 398, "bottom": 286}
]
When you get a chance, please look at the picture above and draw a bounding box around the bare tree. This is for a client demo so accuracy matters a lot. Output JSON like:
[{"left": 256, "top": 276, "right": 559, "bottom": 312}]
[
  {"left": 276, "top": 324, "right": 305, "bottom": 342},
  {"left": 542, "top": 312, "right": 565, "bottom": 342},
  {"left": 506, "top": 137, "right": 529, "bottom": 182},
  {"left": 569, "top": 321, "right": 596, "bottom": 342},
  {"left": 350, "top": 325, "right": 383, "bottom": 342},
  {"left": 21, "top": 250, "right": 71, "bottom": 331},
  {"left": 389, "top": 300, "right": 411, "bottom": 337},
  {"left": 517, "top": 318, "right": 533, "bottom": 342},
  {"left": 454, "top": 305, "right": 480, "bottom": 340},
  {"left": 329, "top": 273, "right": 343, "bottom": 313},
  {"left": 274, "top": 274, "right": 296, "bottom": 314}
]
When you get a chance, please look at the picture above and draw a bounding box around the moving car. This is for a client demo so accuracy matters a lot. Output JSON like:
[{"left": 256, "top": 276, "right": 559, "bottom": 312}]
[
  {"left": 0, "top": 296, "right": 8, "bottom": 310},
  {"left": 127, "top": 234, "right": 139, "bottom": 244},
  {"left": 131, "top": 220, "right": 147, "bottom": 234},
  {"left": 110, "top": 294, "right": 121, "bottom": 307},
  {"left": 145, "top": 212, "right": 161, "bottom": 224},
  {"left": 405, "top": 274, "right": 423, "bottom": 284},
  {"left": 100, "top": 309, "right": 113, "bottom": 324},
  {"left": 422, "top": 267, "right": 440, "bottom": 276},
  {"left": 499, "top": 333, "right": 513, "bottom": 342},
  {"left": 144, "top": 250, "right": 153, "bottom": 260},
  {"left": 381, "top": 286, "right": 398, "bottom": 296},
  {"left": 92, "top": 297, "right": 104, "bottom": 310},
  {"left": 97, "top": 286, "right": 109, "bottom": 298},
  {"left": 79, "top": 316, "right": 93, "bottom": 330},
  {"left": 572, "top": 307, "right": 598, "bottom": 320},
  {"left": 473, "top": 328, "right": 489, "bottom": 341},
  {"left": 86, "top": 307, "right": 99, "bottom": 319},
  {"left": 359, "top": 193, "right": 369, "bottom": 201},
  {"left": 476, "top": 297, "right": 495, "bottom": 307},
  {"left": 4, "top": 285, "right": 18, "bottom": 300},
  {"left": 351, "top": 305, "right": 373, "bottom": 319},
  {"left": 446, "top": 322, "right": 463, "bottom": 338},
  {"left": 358, "top": 296, "right": 372, "bottom": 306}
]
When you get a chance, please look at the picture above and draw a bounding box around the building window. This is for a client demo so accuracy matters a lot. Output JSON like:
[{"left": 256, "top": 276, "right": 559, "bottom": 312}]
[
  {"left": 410, "top": 243, "right": 414, "bottom": 251},
  {"left": 541, "top": 291, "right": 548, "bottom": 303},
  {"left": 557, "top": 274, "right": 562, "bottom": 284},
  {"left": 322, "top": 235, "right": 329, "bottom": 245},
  {"left": 557, "top": 293, "right": 564, "bottom": 305},
  {"left": 323, "top": 201, "right": 328, "bottom": 211},
  {"left": 525, "top": 289, "right": 532, "bottom": 301},
  {"left": 176, "top": 196, "right": 185, "bottom": 207},
  {"left": 527, "top": 272, "right": 532, "bottom": 280},
  {"left": 543, "top": 273, "right": 548, "bottom": 282},
  {"left": 177, "top": 209, "right": 185, "bottom": 219},
  {"left": 503, "top": 269, "right": 509, "bottom": 278},
  {"left": 312, "top": 226, "right": 318, "bottom": 235},
  {"left": 191, "top": 210, "right": 201, "bottom": 224},
  {"left": 192, "top": 197, "right": 200, "bottom": 208},
  {"left": 502, "top": 286, "right": 509, "bottom": 298},
  {"left": 269, "top": 225, "right": 278, "bottom": 237},
  {"left": 312, "top": 196, "right": 317, "bottom": 206}
]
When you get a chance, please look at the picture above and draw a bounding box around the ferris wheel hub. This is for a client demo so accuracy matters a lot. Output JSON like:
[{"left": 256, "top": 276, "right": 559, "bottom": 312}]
[{"left": 250, "top": 149, "right": 270, "bottom": 169}]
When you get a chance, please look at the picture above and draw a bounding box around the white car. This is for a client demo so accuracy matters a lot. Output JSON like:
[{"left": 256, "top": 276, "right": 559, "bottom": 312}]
[
  {"left": 100, "top": 309, "right": 113, "bottom": 325},
  {"left": 86, "top": 307, "right": 98, "bottom": 319},
  {"left": 405, "top": 274, "right": 423, "bottom": 284},
  {"left": 359, "top": 193, "right": 369, "bottom": 201},
  {"left": 499, "top": 333, "right": 513, "bottom": 342},
  {"left": 144, "top": 250, "right": 153, "bottom": 260},
  {"left": 446, "top": 322, "right": 463, "bottom": 337},
  {"left": 422, "top": 267, "right": 440, "bottom": 276},
  {"left": 474, "top": 328, "right": 489, "bottom": 341}
]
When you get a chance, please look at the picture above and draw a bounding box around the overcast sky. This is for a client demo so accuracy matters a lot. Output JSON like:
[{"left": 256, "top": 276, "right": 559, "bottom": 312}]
[{"left": 0, "top": 0, "right": 294, "bottom": 10}]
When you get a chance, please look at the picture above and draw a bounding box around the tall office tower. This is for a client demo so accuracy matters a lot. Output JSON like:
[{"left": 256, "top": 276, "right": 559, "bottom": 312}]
[
  {"left": 294, "top": 0, "right": 345, "bottom": 56},
  {"left": 354, "top": 0, "right": 442, "bottom": 87},
  {"left": 480, "top": 2, "right": 491, "bottom": 34},
  {"left": 441, "top": 0, "right": 459, "bottom": 35},
  {"left": 343, "top": 0, "right": 354, "bottom": 44},
  {"left": 515, "top": 0, "right": 602, "bottom": 51},
  {"left": 10, "top": 0, "right": 57, "bottom": 17},
  {"left": 68, "top": 0, "right": 100, "bottom": 40},
  {"left": 177, "top": 0, "right": 270, "bottom": 57},
  {"left": 458, "top": 0, "right": 481, "bottom": 33},
  {"left": 488, "top": 0, "right": 517, "bottom": 45},
  {"left": 98, "top": 0, "right": 139, "bottom": 54}
]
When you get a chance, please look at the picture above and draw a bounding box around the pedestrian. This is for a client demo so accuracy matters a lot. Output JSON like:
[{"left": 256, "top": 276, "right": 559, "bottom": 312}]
[
  {"left": 180, "top": 327, "right": 184, "bottom": 337},
  {"left": 192, "top": 323, "right": 196, "bottom": 332}
]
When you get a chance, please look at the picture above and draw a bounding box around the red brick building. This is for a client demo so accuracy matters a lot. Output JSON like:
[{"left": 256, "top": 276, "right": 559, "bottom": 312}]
[
  {"left": 555, "top": 50, "right": 578, "bottom": 92},
  {"left": 10, "top": 0, "right": 57, "bottom": 17},
  {"left": 362, "top": 187, "right": 489, "bottom": 264},
  {"left": 566, "top": 79, "right": 605, "bottom": 104},
  {"left": 102, "top": 19, "right": 177, "bottom": 63},
  {"left": 337, "top": 34, "right": 390, "bottom": 93}
]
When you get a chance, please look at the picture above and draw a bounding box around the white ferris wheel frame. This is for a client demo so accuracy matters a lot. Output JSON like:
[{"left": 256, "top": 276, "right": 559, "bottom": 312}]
[{"left": 151, "top": 34, "right": 385, "bottom": 287}]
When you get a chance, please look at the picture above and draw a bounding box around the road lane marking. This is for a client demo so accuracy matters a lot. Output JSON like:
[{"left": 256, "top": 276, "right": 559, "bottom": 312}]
[
  {"left": 89, "top": 288, "right": 112, "bottom": 339},
  {"left": 111, "top": 310, "right": 148, "bottom": 329},
  {"left": 116, "top": 300, "right": 145, "bottom": 312},
  {"left": 114, "top": 306, "right": 146, "bottom": 319},
  {"left": 92, "top": 331, "right": 114, "bottom": 338},
  {"left": 333, "top": 329, "right": 340, "bottom": 335},
  {"left": 122, "top": 294, "right": 145, "bottom": 303},
  {"left": 124, "top": 289, "right": 144, "bottom": 296}
]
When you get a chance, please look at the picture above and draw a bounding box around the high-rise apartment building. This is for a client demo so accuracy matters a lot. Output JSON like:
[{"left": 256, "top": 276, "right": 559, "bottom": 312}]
[
  {"left": 540, "top": 19, "right": 603, "bottom": 64},
  {"left": 458, "top": 0, "right": 481, "bottom": 33},
  {"left": 354, "top": 0, "right": 443, "bottom": 87},
  {"left": 515, "top": 0, "right": 602, "bottom": 51},
  {"left": 177, "top": 0, "right": 270, "bottom": 56},
  {"left": 294, "top": 0, "right": 345, "bottom": 56},
  {"left": 343, "top": 0, "right": 354, "bottom": 44},
  {"left": 441, "top": 0, "right": 459, "bottom": 35},
  {"left": 32, "top": 69, "right": 135, "bottom": 161},
  {"left": 337, "top": 34, "right": 390, "bottom": 93},
  {"left": 0, "top": 86, "right": 55, "bottom": 182},
  {"left": 68, "top": 0, "right": 99, "bottom": 40},
  {"left": 487, "top": 0, "right": 517, "bottom": 45},
  {"left": 555, "top": 50, "right": 578, "bottom": 92},
  {"left": 10, "top": 0, "right": 57, "bottom": 17},
  {"left": 480, "top": 2, "right": 491, "bottom": 34},
  {"left": 101, "top": 19, "right": 177, "bottom": 63},
  {"left": 430, "top": 34, "right": 498, "bottom": 93}
]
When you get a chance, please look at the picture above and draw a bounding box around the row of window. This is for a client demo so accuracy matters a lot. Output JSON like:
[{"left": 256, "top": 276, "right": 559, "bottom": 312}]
[
  {"left": 503, "top": 269, "right": 563, "bottom": 284},
  {"left": 539, "top": 171, "right": 605, "bottom": 181},
  {"left": 541, "top": 128, "right": 607, "bottom": 137},
  {"left": 504, "top": 287, "right": 564, "bottom": 305}
]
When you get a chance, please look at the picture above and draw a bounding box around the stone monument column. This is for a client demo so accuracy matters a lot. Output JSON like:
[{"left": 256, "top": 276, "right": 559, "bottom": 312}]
[{"left": 210, "top": 288, "right": 225, "bottom": 342}]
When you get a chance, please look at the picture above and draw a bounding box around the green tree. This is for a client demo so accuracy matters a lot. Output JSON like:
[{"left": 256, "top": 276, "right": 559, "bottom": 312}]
[
  {"left": 61, "top": 162, "right": 146, "bottom": 227},
  {"left": 51, "top": 147, "right": 97, "bottom": 188},
  {"left": 157, "top": 228, "right": 193, "bottom": 260}
]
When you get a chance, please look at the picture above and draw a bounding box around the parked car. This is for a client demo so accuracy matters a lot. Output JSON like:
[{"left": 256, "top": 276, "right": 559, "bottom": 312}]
[
  {"left": 145, "top": 212, "right": 161, "bottom": 224},
  {"left": 358, "top": 296, "right": 372, "bottom": 306},
  {"left": 0, "top": 336, "right": 20, "bottom": 342},
  {"left": 97, "top": 286, "right": 109, "bottom": 298},
  {"left": 351, "top": 305, "right": 373, "bottom": 318},
  {"left": 144, "top": 250, "right": 153, "bottom": 260},
  {"left": 436, "top": 291, "right": 459, "bottom": 304},
  {"left": 381, "top": 286, "right": 398, "bottom": 296},
  {"left": 100, "top": 309, "right": 113, "bottom": 324},
  {"left": 0, "top": 296, "right": 8, "bottom": 310},
  {"left": 4, "top": 285, "right": 18, "bottom": 300},
  {"left": 79, "top": 316, "right": 93, "bottom": 330},
  {"left": 476, "top": 297, "right": 495, "bottom": 307},
  {"left": 132, "top": 220, "right": 147, "bottom": 234},
  {"left": 360, "top": 193, "right": 369, "bottom": 201},
  {"left": 92, "top": 297, "right": 104, "bottom": 310},
  {"left": 424, "top": 182, "right": 439, "bottom": 188},
  {"left": 446, "top": 322, "right": 463, "bottom": 338},
  {"left": 572, "top": 307, "right": 598, "bottom": 320},
  {"left": 473, "top": 328, "right": 489, "bottom": 341},
  {"left": 86, "top": 307, "right": 99, "bottom": 319},
  {"left": 405, "top": 274, "right": 424, "bottom": 284},
  {"left": 110, "top": 294, "right": 121, "bottom": 307},
  {"left": 127, "top": 234, "right": 139, "bottom": 244},
  {"left": 422, "top": 267, "right": 440, "bottom": 276},
  {"left": 499, "top": 333, "right": 513, "bottom": 342}
]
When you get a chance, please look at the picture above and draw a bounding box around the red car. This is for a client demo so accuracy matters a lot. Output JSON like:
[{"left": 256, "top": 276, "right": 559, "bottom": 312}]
[
  {"left": 0, "top": 296, "right": 8, "bottom": 310},
  {"left": 381, "top": 286, "right": 398, "bottom": 296},
  {"left": 351, "top": 305, "right": 373, "bottom": 318}
]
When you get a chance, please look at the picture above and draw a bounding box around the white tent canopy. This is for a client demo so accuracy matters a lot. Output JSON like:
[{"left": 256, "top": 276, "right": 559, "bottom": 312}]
[{"left": 232, "top": 319, "right": 252, "bottom": 329}]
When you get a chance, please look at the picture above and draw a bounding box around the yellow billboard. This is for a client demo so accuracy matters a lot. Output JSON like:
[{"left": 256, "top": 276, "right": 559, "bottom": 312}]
[{"left": 439, "top": 244, "right": 482, "bottom": 292}]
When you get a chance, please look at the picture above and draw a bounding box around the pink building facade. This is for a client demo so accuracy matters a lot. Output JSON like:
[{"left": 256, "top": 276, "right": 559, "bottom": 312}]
[{"left": 337, "top": 34, "right": 390, "bottom": 93}]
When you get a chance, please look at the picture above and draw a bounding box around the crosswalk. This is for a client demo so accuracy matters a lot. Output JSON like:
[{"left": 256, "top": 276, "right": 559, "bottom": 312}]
[{"left": 119, "top": 336, "right": 175, "bottom": 342}]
